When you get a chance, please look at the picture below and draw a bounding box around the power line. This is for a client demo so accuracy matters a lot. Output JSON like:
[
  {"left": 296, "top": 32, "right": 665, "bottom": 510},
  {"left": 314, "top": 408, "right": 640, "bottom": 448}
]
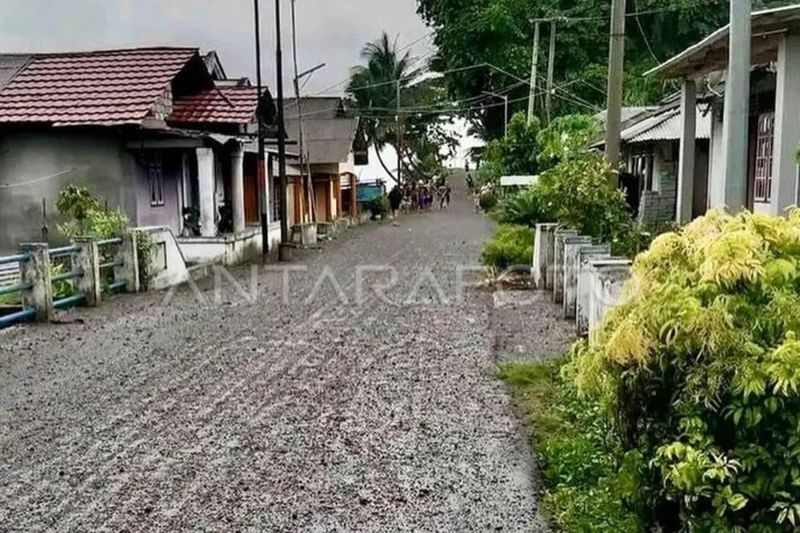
[
  {"left": 531, "top": 0, "right": 725, "bottom": 24},
  {"left": 310, "top": 31, "right": 435, "bottom": 96}
]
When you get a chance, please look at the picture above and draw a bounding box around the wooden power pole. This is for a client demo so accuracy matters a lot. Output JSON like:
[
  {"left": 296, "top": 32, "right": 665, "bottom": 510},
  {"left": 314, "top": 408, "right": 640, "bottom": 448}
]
[
  {"left": 396, "top": 80, "right": 403, "bottom": 187},
  {"left": 527, "top": 21, "right": 541, "bottom": 123},
  {"left": 604, "top": 0, "right": 627, "bottom": 175},
  {"left": 275, "top": 0, "right": 289, "bottom": 259},
  {"left": 253, "top": 0, "right": 269, "bottom": 260},
  {"left": 545, "top": 21, "right": 557, "bottom": 122}
]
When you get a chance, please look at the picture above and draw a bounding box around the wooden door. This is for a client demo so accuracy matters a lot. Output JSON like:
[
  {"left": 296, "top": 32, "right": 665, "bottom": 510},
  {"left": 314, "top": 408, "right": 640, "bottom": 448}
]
[{"left": 243, "top": 157, "right": 259, "bottom": 224}]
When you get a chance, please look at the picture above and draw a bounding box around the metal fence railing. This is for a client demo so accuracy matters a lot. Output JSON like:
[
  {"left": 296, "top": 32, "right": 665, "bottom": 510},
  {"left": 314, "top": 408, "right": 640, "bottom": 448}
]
[
  {"left": 0, "top": 233, "right": 137, "bottom": 330},
  {"left": 0, "top": 253, "right": 34, "bottom": 329}
]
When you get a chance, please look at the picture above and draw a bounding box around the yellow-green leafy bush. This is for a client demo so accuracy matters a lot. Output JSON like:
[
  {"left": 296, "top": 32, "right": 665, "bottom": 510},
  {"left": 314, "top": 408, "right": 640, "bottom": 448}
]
[{"left": 568, "top": 208, "right": 800, "bottom": 531}]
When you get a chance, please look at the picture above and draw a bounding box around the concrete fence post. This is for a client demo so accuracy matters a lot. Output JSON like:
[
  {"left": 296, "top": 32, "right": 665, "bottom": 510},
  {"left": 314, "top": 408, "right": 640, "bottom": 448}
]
[
  {"left": 588, "top": 260, "right": 633, "bottom": 346},
  {"left": 19, "top": 243, "right": 53, "bottom": 322},
  {"left": 115, "top": 231, "right": 140, "bottom": 293},
  {"left": 532, "top": 223, "right": 558, "bottom": 289},
  {"left": 576, "top": 245, "right": 612, "bottom": 335},
  {"left": 73, "top": 237, "right": 102, "bottom": 306},
  {"left": 552, "top": 228, "right": 578, "bottom": 304},
  {"left": 562, "top": 236, "right": 593, "bottom": 318}
]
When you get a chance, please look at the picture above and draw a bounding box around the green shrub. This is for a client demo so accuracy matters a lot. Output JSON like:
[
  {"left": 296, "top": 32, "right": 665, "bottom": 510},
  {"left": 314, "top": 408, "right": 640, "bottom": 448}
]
[
  {"left": 56, "top": 184, "right": 128, "bottom": 240},
  {"left": 568, "top": 208, "right": 800, "bottom": 531},
  {"left": 478, "top": 191, "right": 498, "bottom": 211},
  {"left": 536, "top": 152, "right": 633, "bottom": 250},
  {"left": 369, "top": 195, "right": 390, "bottom": 219},
  {"left": 490, "top": 187, "right": 546, "bottom": 226},
  {"left": 487, "top": 152, "right": 638, "bottom": 256},
  {"left": 481, "top": 224, "right": 533, "bottom": 271},
  {"left": 500, "top": 361, "right": 642, "bottom": 532}
]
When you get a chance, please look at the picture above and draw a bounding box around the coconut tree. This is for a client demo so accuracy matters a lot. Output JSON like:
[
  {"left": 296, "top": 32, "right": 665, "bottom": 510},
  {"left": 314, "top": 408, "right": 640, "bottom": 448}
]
[{"left": 347, "top": 33, "right": 417, "bottom": 182}]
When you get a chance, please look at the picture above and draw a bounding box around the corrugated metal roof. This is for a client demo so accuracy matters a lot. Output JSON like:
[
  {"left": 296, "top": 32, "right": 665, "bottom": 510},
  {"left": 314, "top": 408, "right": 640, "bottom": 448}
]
[
  {"left": 0, "top": 47, "right": 197, "bottom": 126},
  {"left": 621, "top": 104, "right": 711, "bottom": 144},
  {"left": 170, "top": 86, "right": 259, "bottom": 124},
  {"left": 646, "top": 5, "right": 800, "bottom": 79}
]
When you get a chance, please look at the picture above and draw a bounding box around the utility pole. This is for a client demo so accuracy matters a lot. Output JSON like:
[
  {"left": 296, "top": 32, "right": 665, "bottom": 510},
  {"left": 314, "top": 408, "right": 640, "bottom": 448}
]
[
  {"left": 275, "top": 0, "right": 289, "bottom": 259},
  {"left": 253, "top": 0, "right": 269, "bottom": 260},
  {"left": 396, "top": 80, "right": 403, "bottom": 187},
  {"left": 527, "top": 21, "right": 541, "bottom": 123},
  {"left": 545, "top": 21, "right": 557, "bottom": 123},
  {"left": 604, "top": 0, "right": 627, "bottom": 175},
  {"left": 290, "top": 0, "right": 321, "bottom": 228},
  {"left": 722, "top": 0, "right": 751, "bottom": 210},
  {"left": 483, "top": 91, "right": 509, "bottom": 136}
]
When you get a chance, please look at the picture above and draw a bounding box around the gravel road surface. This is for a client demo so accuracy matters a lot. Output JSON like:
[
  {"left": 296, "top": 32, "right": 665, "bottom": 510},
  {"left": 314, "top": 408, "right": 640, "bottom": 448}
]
[{"left": 0, "top": 184, "right": 559, "bottom": 532}]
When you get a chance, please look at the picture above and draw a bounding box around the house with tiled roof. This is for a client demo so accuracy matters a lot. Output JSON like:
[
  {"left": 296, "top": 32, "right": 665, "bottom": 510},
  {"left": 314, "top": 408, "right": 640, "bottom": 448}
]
[{"left": 0, "top": 46, "right": 282, "bottom": 263}]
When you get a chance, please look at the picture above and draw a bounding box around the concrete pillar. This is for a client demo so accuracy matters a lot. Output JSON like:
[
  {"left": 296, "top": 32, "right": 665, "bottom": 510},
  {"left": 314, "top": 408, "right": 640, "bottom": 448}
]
[
  {"left": 532, "top": 223, "right": 558, "bottom": 289},
  {"left": 350, "top": 174, "right": 358, "bottom": 220},
  {"left": 552, "top": 228, "right": 578, "bottom": 303},
  {"left": 19, "top": 243, "right": 53, "bottom": 322},
  {"left": 574, "top": 244, "right": 612, "bottom": 330},
  {"left": 115, "top": 231, "right": 140, "bottom": 293},
  {"left": 721, "top": 0, "right": 751, "bottom": 211},
  {"left": 230, "top": 143, "right": 246, "bottom": 233},
  {"left": 588, "top": 260, "right": 632, "bottom": 346},
  {"left": 771, "top": 34, "right": 800, "bottom": 215},
  {"left": 562, "top": 236, "right": 593, "bottom": 319},
  {"left": 676, "top": 79, "right": 697, "bottom": 223},
  {"left": 197, "top": 147, "right": 216, "bottom": 237},
  {"left": 73, "top": 238, "right": 101, "bottom": 306}
]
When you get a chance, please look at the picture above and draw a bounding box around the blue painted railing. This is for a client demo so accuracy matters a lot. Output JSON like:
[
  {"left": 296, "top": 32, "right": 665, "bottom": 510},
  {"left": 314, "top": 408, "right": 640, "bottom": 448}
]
[
  {"left": 97, "top": 238, "right": 126, "bottom": 294},
  {"left": 0, "top": 237, "right": 128, "bottom": 330},
  {"left": 0, "top": 253, "right": 33, "bottom": 329}
]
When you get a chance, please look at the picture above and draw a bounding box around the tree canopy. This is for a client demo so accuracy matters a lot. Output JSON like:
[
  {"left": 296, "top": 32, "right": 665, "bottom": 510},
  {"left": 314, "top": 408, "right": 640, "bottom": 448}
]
[{"left": 417, "top": 0, "right": 784, "bottom": 139}]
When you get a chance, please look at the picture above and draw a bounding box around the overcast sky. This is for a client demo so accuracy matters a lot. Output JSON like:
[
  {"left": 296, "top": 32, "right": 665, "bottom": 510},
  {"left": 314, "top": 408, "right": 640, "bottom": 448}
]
[{"left": 0, "top": 0, "right": 433, "bottom": 95}]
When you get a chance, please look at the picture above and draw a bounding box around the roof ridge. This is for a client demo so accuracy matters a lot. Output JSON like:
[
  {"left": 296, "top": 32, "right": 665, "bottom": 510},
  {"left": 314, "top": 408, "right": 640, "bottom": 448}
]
[{"left": 25, "top": 46, "right": 199, "bottom": 58}]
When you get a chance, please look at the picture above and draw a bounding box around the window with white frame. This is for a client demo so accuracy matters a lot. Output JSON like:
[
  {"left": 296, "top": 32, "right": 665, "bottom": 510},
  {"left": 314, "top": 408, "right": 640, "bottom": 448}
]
[
  {"left": 148, "top": 154, "right": 165, "bottom": 207},
  {"left": 754, "top": 112, "right": 775, "bottom": 203},
  {"left": 629, "top": 151, "right": 653, "bottom": 191}
]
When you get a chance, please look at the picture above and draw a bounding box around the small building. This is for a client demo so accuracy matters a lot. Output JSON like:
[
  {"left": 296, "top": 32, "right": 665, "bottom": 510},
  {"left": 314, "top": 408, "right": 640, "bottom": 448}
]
[
  {"left": 0, "top": 47, "right": 282, "bottom": 264},
  {"left": 647, "top": 5, "right": 800, "bottom": 221},
  {"left": 283, "top": 97, "right": 361, "bottom": 230},
  {"left": 618, "top": 101, "right": 712, "bottom": 225}
]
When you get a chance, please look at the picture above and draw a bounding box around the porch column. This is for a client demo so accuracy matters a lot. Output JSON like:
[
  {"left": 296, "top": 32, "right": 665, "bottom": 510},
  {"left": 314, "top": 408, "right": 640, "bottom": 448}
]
[
  {"left": 196, "top": 147, "right": 216, "bottom": 237},
  {"left": 676, "top": 79, "right": 697, "bottom": 223},
  {"left": 772, "top": 34, "right": 800, "bottom": 215},
  {"left": 230, "top": 143, "right": 246, "bottom": 233},
  {"left": 350, "top": 174, "right": 357, "bottom": 219}
]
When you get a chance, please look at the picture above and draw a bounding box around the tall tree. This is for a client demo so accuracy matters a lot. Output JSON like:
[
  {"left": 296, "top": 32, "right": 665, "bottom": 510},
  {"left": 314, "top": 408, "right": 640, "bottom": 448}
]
[
  {"left": 347, "top": 33, "right": 456, "bottom": 182},
  {"left": 418, "top": 0, "right": 784, "bottom": 140},
  {"left": 347, "top": 34, "right": 416, "bottom": 181}
]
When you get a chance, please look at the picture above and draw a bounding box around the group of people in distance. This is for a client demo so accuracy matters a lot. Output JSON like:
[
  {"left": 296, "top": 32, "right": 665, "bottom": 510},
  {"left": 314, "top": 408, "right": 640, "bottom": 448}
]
[{"left": 387, "top": 177, "right": 452, "bottom": 218}]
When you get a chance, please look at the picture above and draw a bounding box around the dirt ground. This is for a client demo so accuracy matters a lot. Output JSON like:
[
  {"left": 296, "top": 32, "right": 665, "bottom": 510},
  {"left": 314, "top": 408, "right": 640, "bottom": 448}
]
[{"left": 0, "top": 181, "right": 573, "bottom": 532}]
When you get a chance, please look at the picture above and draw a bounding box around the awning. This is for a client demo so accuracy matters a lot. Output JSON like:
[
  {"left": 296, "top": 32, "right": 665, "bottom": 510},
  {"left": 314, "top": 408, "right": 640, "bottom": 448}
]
[{"left": 646, "top": 4, "right": 800, "bottom": 79}]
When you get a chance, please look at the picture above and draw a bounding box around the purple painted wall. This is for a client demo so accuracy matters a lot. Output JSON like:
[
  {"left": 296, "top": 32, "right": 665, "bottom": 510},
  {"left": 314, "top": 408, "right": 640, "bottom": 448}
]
[{"left": 134, "top": 151, "right": 184, "bottom": 235}]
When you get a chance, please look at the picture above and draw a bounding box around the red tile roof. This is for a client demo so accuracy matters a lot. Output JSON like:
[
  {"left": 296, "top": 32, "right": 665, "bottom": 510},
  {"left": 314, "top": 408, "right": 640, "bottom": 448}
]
[
  {"left": 169, "top": 85, "right": 259, "bottom": 125},
  {"left": 0, "top": 47, "right": 197, "bottom": 126}
]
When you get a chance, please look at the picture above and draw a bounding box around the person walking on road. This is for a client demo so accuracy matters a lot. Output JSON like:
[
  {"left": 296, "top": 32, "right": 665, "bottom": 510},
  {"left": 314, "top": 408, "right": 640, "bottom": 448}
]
[{"left": 388, "top": 185, "right": 403, "bottom": 219}]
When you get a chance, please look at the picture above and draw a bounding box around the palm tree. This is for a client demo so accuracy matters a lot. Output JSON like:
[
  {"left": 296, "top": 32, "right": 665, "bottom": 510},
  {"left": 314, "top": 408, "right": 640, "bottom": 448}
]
[{"left": 347, "top": 33, "right": 417, "bottom": 183}]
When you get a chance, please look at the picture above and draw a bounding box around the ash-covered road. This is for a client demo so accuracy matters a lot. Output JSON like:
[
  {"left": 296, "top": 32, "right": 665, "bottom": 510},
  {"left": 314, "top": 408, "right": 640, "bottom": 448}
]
[{"left": 0, "top": 184, "right": 561, "bottom": 532}]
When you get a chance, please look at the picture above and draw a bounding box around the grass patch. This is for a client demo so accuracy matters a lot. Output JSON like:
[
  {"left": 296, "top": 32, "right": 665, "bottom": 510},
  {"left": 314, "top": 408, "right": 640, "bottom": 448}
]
[{"left": 499, "top": 360, "right": 641, "bottom": 532}]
